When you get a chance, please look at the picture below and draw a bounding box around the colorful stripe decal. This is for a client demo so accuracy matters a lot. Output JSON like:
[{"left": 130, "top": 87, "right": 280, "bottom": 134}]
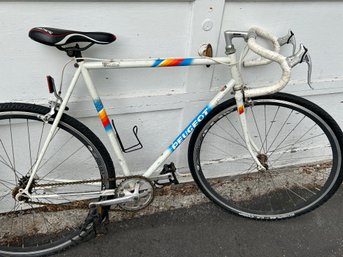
[
  {"left": 238, "top": 105, "right": 245, "bottom": 115},
  {"left": 94, "top": 98, "right": 113, "bottom": 133},
  {"left": 152, "top": 58, "right": 193, "bottom": 67},
  {"left": 168, "top": 104, "right": 213, "bottom": 153}
]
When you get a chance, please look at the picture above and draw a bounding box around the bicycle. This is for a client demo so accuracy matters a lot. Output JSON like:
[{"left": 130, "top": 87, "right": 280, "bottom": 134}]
[{"left": 1, "top": 26, "right": 342, "bottom": 256}]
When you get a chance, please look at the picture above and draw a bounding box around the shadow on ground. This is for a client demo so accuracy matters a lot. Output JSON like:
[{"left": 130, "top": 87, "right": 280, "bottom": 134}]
[{"left": 55, "top": 186, "right": 343, "bottom": 257}]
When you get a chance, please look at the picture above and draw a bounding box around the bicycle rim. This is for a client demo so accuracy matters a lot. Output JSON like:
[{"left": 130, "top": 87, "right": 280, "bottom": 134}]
[
  {"left": 189, "top": 93, "right": 343, "bottom": 219},
  {"left": 0, "top": 103, "right": 115, "bottom": 256}
]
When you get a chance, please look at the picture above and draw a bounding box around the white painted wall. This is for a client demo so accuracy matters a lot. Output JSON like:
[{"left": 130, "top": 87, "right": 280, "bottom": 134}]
[{"left": 0, "top": 0, "right": 342, "bottom": 176}]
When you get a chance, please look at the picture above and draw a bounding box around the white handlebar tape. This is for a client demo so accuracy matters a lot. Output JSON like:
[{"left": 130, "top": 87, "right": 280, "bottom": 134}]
[
  {"left": 244, "top": 27, "right": 291, "bottom": 98},
  {"left": 243, "top": 26, "right": 281, "bottom": 67}
]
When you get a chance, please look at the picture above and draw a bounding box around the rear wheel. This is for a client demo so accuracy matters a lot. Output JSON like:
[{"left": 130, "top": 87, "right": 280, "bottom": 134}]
[
  {"left": 188, "top": 93, "right": 343, "bottom": 219},
  {"left": 0, "top": 103, "right": 115, "bottom": 256}
]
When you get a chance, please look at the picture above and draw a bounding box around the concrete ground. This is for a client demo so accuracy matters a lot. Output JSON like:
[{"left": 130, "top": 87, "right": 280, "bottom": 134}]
[{"left": 55, "top": 186, "right": 343, "bottom": 257}]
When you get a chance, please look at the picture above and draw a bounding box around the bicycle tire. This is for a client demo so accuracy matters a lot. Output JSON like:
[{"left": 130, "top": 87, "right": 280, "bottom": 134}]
[
  {"left": 0, "top": 103, "right": 115, "bottom": 256},
  {"left": 188, "top": 92, "right": 343, "bottom": 220}
]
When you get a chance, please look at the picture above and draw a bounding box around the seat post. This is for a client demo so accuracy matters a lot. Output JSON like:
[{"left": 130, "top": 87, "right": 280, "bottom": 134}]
[{"left": 65, "top": 44, "right": 83, "bottom": 61}]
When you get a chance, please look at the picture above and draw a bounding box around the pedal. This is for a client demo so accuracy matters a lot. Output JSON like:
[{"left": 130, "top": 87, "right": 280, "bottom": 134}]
[{"left": 154, "top": 162, "right": 179, "bottom": 187}]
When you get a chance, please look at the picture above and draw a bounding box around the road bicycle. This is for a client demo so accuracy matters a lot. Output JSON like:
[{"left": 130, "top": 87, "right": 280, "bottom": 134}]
[{"left": 1, "top": 26, "right": 343, "bottom": 256}]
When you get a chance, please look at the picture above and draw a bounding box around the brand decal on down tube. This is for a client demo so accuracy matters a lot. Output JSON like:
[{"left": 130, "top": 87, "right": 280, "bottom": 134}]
[{"left": 168, "top": 105, "right": 212, "bottom": 152}]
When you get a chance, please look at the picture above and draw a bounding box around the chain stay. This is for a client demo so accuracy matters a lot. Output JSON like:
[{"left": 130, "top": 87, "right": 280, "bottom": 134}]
[
  {"left": 33, "top": 177, "right": 117, "bottom": 188},
  {"left": 27, "top": 176, "right": 143, "bottom": 208}
]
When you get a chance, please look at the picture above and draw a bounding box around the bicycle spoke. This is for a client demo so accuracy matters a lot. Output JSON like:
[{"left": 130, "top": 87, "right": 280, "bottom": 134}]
[
  {"left": 27, "top": 119, "right": 33, "bottom": 173},
  {"left": 216, "top": 122, "right": 247, "bottom": 149},
  {"left": 9, "top": 119, "right": 16, "bottom": 176},
  {"left": 34, "top": 122, "right": 46, "bottom": 169},
  {"left": 259, "top": 106, "right": 280, "bottom": 155},
  {"left": 266, "top": 109, "right": 294, "bottom": 153},
  {"left": 269, "top": 131, "right": 324, "bottom": 154},
  {"left": 0, "top": 191, "right": 11, "bottom": 201},
  {"left": 0, "top": 139, "right": 18, "bottom": 181},
  {"left": 0, "top": 179, "right": 14, "bottom": 190},
  {"left": 0, "top": 157, "right": 18, "bottom": 173},
  {"left": 208, "top": 131, "right": 247, "bottom": 150},
  {"left": 264, "top": 105, "right": 267, "bottom": 151},
  {"left": 271, "top": 155, "right": 332, "bottom": 165},
  {"left": 35, "top": 133, "right": 73, "bottom": 172},
  {"left": 249, "top": 105, "right": 266, "bottom": 153},
  {"left": 0, "top": 104, "right": 111, "bottom": 254},
  {"left": 285, "top": 187, "right": 307, "bottom": 202},
  {"left": 225, "top": 115, "right": 246, "bottom": 144},
  {"left": 267, "top": 115, "right": 306, "bottom": 159},
  {"left": 204, "top": 142, "right": 236, "bottom": 157},
  {"left": 192, "top": 96, "right": 341, "bottom": 219},
  {"left": 39, "top": 144, "right": 86, "bottom": 181},
  {"left": 285, "top": 188, "right": 297, "bottom": 208}
]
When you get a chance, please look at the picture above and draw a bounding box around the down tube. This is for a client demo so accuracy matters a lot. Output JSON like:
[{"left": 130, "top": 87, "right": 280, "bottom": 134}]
[{"left": 143, "top": 79, "right": 236, "bottom": 178}]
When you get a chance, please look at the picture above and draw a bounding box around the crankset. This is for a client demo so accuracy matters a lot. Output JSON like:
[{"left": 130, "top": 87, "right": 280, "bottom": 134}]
[
  {"left": 15, "top": 175, "right": 155, "bottom": 211},
  {"left": 88, "top": 176, "right": 154, "bottom": 210},
  {"left": 115, "top": 176, "right": 154, "bottom": 211}
]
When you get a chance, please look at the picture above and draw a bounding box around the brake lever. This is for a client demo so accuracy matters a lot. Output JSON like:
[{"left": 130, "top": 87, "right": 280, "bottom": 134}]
[
  {"left": 278, "top": 30, "right": 296, "bottom": 55},
  {"left": 286, "top": 44, "right": 313, "bottom": 89},
  {"left": 303, "top": 53, "right": 313, "bottom": 89}
]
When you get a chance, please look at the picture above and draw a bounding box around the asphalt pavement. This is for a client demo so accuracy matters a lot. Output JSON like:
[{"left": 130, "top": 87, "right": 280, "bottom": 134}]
[{"left": 55, "top": 186, "right": 343, "bottom": 257}]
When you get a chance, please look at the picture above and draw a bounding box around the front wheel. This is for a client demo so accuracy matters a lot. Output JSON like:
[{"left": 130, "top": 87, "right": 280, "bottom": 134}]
[
  {"left": 0, "top": 103, "right": 115, "bottom": 256},
  {"left": 188, "top": 93, "right": 343, "bottom": 219}
]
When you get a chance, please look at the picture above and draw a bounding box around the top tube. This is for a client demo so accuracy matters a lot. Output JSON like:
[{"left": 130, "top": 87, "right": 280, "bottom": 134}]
[{"left": 83, "top": 57, "right": 232, "bottom": 69}]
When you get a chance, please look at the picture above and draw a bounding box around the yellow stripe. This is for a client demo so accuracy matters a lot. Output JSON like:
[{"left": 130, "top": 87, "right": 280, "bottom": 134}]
[
  {"left": 99, "top": 109, "right": 107, "bottom": 120},
  {"left": 159, "top": 59, "right": 174, "bottom": 67}
]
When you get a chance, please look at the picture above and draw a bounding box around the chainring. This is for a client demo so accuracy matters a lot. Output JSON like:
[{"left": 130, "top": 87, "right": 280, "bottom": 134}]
[{"left": 115, "top": 176, "right": 154, "bottom": 211}]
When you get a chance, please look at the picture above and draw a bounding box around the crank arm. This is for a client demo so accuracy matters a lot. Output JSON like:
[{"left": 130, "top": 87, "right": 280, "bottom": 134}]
[{"left": 89, "top": 194, "right": 137, "bottom": 208}]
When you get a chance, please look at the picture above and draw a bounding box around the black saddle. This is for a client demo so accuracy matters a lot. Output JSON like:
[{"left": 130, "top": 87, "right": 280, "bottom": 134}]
[{"left": 29, "top": 27, "right": 116, "bottom": 47}]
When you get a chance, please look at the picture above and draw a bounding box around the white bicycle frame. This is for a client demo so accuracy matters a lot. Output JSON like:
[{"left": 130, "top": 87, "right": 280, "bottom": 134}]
[{"left": 21, "top": 27, "right": 292, "bottom": 201}]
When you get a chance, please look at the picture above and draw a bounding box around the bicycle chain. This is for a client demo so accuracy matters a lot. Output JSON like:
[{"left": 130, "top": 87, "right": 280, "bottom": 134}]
[
  {"left": 33, "top": 177, "right": 118, "bottom": 188},
  {"left": 26, "top": 175, "right": 151, "bottom": 209}
]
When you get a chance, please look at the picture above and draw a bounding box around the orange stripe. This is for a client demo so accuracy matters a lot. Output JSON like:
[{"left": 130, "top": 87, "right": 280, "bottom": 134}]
[
  {"left": 238, "top": 105, "right": 244, "bottom": 115},
  {"left": 160, "top": 59, "right": 185, "bottom": 67},
  {"left": 99, "top": 109, "right": 107, "bottom": 120},
  {"left": 159, "top": 59, "right": 174, "bottom": 66},
  {"left": 99, "top": 109, "right": 110, "bottom": 126}
]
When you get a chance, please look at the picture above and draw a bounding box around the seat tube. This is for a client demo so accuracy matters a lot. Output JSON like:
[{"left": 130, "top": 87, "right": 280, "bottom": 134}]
[{"left": 81, "top": 65, "right": 131, "bottom": 176}]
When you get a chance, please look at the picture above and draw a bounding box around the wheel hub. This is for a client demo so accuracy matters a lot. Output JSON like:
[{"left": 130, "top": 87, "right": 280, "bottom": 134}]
[
  {"left": 257, "top": 153, "right": 269, "bottom": 170},
  {"left": 12, "top": 175, "right": 35, "bottom": 201}
]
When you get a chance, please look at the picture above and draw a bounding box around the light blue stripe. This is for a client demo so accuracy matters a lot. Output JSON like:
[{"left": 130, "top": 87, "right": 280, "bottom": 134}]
[
  {"left": 168, "top": 145, "right": 175, "bottom": 152},
  {"left": 104, "top": 123, "right": 113, "bottom": 132},
  {"left": 94, "top": 99, "right": 104, "bottom": 112},
  {"left": 152, "top": 59, "right": 164, "bottom": 67},
  {"left": 179, "top": 58, "right": 193, "bottom": 66}
]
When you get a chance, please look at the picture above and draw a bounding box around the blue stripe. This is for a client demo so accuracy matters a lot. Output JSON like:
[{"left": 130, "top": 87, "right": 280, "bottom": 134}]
[
  {"left": 104, "top": 123, "right": 113, "bottom": 132},
  {"left": 179, "top": 58, "right": 193, "bottom": 66},
  {"left": 94, "top": 99, "right": 104, "bottom": 112},
  {"left": 168, "top": 145, "right": 175, "bottom": 152},
  {"left": 152, "top": 59, "right": 164, "bottom": 67}
]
